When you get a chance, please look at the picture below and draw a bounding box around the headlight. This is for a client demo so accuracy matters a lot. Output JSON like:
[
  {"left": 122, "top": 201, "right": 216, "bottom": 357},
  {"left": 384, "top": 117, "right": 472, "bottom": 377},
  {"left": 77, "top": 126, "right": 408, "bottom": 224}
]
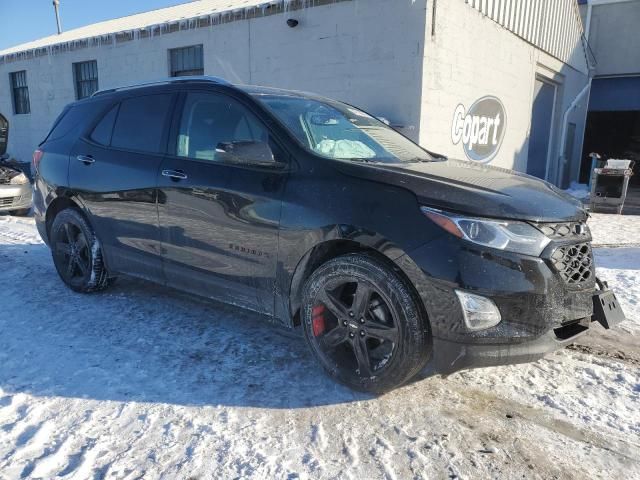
[
  {"left": 9, "top": 173, "right": 29, "bottom": 185},
  {"left": 421, "top": 206, "right": 550, "bottom": 256}
]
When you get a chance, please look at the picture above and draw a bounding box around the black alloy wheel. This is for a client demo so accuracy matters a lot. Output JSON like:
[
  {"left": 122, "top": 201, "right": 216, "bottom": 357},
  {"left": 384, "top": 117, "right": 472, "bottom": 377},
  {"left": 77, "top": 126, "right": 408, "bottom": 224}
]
[
  {"left": 53, "top": 221, "right": 91, "bottom": 287},
  {"left": 50, "top": 208, "right": 112, "bottom": 293},
  {"left": 312, "top": 278, "right": 399, "bottom": 378},
  {"left": 302, "top": 253, "right": 431, "bottom": 393}
]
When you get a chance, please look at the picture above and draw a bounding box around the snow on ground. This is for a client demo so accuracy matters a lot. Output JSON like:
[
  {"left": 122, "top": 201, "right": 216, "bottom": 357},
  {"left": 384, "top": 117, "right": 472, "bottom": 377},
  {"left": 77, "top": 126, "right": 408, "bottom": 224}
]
[
  {"left": 0, "top": 213, "right": 639, "bottom": 479},
  {"left": 589, "top": 213, "right": 640, "bottom": 247}
]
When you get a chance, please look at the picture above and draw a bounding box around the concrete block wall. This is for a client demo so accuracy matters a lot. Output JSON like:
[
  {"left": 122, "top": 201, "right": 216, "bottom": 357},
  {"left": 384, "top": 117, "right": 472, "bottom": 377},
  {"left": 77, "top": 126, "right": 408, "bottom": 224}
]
[
  {"left": 0, "top": 0, "right": 428, "bottom": 164},
  {"left": 419, "top": 0, "right": 590, "bottom": 186},
  {"left": 588, "top": 1, "right": 640, "bottom": 76}
]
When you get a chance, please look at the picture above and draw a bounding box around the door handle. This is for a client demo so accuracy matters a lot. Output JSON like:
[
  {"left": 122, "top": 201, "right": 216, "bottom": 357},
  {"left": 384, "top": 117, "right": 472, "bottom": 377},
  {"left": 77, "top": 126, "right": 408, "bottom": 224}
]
[
  {"left": 76, "top": 155, "right": 95, "bottom": 164},
  {"left": 162, "top": 169, "right": 188, "bottom": 180}
]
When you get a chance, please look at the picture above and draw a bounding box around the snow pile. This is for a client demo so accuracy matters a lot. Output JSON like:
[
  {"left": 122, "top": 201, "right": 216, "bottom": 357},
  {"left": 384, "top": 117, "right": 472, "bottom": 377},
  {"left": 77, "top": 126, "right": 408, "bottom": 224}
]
[
  {"left": 564, "top": 181, "right": 590, "bottom": 201},
  {"left": 0, "top": 212, "right": 639, "bottom": 478}
]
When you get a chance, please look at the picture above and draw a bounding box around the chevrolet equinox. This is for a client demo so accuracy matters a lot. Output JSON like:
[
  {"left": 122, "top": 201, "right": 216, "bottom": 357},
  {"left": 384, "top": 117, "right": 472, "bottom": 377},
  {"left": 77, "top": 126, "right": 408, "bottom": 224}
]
[{"left": 32, "top": 77, "right": 625, "bottom": 393}]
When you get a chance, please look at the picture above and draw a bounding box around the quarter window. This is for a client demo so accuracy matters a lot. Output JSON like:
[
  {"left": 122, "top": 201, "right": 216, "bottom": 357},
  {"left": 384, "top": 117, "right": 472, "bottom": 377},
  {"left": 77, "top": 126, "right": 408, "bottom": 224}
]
[
  {"left": 169, "top": 45, "right": 204, "bottom": 77},
  {"left": 90, "top": 104, "right": 119, "bottom": 146},
  {"left": 45, "top": 100, "right": 107, "bottom": 142},
  {"left": 10, "top": 71, "right": 30, "bottom": 115},
  {"left": 73, "top": 60, "right": 99, "bottom": 99},
  {"left": 111, "top": 94, "right": 173, "bottom": 153},
  {"left": 176, "top": 92, "right": 269, "bottom": 162}
]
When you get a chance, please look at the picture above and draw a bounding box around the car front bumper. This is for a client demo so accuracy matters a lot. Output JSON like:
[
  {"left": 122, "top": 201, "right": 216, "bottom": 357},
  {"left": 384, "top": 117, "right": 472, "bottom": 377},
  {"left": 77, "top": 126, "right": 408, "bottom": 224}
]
[
  {"left": 396, "top": 235, "right": 625, "bottom": 374},
  {"left": 0, "top": 183, "right": 32, "bottom": 212}
]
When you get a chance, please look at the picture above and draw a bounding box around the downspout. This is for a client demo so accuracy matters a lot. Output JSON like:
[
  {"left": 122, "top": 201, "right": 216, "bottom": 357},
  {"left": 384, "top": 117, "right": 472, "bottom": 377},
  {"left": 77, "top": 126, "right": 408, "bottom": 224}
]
[{"left": 554, "top": 0, "right": 600, "bottom": 186}]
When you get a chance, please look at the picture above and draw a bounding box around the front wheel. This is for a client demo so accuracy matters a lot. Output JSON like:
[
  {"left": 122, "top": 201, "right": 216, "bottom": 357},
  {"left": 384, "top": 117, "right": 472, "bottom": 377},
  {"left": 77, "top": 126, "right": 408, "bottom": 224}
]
[
  {"left": 49, "top": 208, "right": 112, "bottom": 293},
  {"left": 301, "top": 253, "right": 431, "bottom": 394}
]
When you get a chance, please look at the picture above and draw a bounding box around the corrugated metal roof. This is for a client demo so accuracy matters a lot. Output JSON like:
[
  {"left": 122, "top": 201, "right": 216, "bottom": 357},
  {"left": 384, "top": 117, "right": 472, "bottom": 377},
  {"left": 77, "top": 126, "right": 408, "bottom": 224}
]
[{"left": 0, "top": 0, "right": 289, "bottom": 58}]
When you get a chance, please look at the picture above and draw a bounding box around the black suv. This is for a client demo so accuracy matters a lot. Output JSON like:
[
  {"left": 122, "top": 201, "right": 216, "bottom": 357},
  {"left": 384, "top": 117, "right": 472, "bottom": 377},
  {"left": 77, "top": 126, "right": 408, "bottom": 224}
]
[{"left": 32, "top": 77, "right": 624, "bottom": 393}]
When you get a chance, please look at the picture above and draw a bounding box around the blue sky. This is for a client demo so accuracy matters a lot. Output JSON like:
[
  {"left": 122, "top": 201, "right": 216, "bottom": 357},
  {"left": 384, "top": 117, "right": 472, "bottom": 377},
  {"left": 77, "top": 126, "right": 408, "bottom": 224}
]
[{"left": 0, "top": 0, "right": 188, "bottom": 51}]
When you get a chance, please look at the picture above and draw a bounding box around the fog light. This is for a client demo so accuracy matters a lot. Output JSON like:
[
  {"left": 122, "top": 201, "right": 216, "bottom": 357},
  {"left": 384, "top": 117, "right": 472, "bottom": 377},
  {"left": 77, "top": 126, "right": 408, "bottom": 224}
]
[{"left": 455, "top": 290, "right": 501, "bottom": 331}]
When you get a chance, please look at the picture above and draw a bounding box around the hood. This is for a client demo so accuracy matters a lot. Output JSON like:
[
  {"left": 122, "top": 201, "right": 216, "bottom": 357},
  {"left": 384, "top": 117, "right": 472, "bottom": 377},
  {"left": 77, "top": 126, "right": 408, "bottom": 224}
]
[
  {"left": 336, "top": 158, "right": 587, "bottom": 222},
  {"left": 0, "top": 157, "right": 26, "bottom": 185}
]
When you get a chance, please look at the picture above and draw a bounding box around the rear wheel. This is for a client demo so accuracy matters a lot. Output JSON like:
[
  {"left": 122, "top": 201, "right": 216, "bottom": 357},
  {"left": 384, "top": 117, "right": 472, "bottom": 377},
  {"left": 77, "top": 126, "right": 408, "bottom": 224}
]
[
  {"left": 301, "top": 253, "right": 431, "bottom": 394},
  {"left": 50, "top": 208, "right": 112, "bottom": 293}
]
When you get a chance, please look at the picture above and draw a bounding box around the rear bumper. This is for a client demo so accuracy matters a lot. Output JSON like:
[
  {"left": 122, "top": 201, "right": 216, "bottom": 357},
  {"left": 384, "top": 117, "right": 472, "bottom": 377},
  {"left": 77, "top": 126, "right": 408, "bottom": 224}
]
[{"left": 0, "top": 183, "right": 32, "bottom": 211}]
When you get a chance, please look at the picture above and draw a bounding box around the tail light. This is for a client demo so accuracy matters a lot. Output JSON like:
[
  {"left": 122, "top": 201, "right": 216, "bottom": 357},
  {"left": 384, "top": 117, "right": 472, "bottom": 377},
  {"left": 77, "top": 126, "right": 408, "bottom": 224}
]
[{"left": 32, "top": 149, "right": 44, "bottom": 173}]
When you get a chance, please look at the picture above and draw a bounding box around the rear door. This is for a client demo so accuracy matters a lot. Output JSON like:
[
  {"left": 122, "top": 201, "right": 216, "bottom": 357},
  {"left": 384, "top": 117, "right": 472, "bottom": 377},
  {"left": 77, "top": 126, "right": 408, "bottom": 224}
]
[
  {"left": 157, "top": 90, "right": 287, "bottom": 314},
  {"left": 69, "top": 92, "right": 176, "bottom": 281}
]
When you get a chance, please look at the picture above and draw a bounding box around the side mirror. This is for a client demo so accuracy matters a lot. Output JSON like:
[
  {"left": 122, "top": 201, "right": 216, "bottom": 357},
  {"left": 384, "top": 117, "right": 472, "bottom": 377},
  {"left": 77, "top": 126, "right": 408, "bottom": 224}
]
[{"left": 215, "top": 141, "right": 276, "bottom": 166}]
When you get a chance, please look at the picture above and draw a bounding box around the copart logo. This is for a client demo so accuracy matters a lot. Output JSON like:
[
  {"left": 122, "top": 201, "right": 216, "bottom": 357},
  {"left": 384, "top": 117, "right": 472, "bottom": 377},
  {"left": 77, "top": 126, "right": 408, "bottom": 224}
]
[{"left": 451, "top": 96, "right": 506, "bottom": 163}]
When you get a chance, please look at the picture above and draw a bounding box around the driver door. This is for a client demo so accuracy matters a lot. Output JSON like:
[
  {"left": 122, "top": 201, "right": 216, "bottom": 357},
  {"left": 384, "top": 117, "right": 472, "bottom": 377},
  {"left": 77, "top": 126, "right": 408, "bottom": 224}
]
[{"left": 157, "top": 91, "right": 286, "bottom": 314}]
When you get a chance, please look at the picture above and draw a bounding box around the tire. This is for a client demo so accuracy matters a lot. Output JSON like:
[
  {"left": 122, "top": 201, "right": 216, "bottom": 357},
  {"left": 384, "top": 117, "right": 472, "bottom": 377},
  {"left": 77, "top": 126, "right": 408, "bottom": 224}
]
[
  {"left": 301, "top": 253, "right": 431, "bottom": 394},
  {"left": 9, "top": 208, "right": 30, "bottom": 216},
  {"left": 49, "top": 208, "right": 112, "bottom": 293}
]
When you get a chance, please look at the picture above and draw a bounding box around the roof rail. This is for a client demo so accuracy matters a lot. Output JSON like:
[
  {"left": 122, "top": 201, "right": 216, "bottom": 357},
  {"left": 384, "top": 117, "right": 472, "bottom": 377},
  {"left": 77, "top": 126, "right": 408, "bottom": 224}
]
[{"left": 92, "top": 76, "right": 232, "bottom": 97}]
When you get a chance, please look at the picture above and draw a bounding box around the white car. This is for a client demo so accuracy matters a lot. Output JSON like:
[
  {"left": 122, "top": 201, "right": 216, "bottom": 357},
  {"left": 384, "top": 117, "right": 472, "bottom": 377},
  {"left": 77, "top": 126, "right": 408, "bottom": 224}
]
[{"left": 0, "top": 156, "right": 32, "bottom": 216}]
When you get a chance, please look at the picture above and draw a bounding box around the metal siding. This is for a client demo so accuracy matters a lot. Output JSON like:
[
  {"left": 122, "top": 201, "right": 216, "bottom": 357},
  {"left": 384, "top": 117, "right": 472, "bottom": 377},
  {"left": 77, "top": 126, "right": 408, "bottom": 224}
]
[
  {"left": 462, "top": 0, "right": 583, "bottom": 64},
  {"left": 465, "top": 0, "right": 582, "bottom": 63}
]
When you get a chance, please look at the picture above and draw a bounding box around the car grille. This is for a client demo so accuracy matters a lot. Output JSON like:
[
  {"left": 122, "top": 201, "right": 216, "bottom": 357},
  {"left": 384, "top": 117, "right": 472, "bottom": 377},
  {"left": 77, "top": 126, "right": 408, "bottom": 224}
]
[
  {"left": 549, "top": 242, "right": 594, "bottom": 286},
  {"left": 0, "top": 197, "right": 16, "bottom": 206},
  {"left": 535, "top": 221, "right": 590, "bottom": 240}
]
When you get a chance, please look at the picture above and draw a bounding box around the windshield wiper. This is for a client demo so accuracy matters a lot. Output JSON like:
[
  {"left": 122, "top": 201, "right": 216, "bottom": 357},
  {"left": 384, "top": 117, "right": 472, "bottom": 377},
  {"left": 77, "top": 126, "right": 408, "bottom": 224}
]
[{"left": 423, "top": 149, "right": 448, "bottom": 161}]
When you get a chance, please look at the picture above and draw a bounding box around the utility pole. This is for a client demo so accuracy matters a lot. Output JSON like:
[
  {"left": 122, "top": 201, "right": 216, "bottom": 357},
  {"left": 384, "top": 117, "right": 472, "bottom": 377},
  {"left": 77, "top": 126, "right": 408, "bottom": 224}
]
[{"left": 53, "top": 0, "right": 62, "bottom": 34}]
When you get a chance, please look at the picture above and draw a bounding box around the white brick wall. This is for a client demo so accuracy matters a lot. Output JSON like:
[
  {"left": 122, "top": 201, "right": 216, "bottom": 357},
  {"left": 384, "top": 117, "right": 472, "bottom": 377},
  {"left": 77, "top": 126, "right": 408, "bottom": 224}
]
[
  {"left": 0, "top": 0, "right": 428, "bottom": 165},
  {"left": 420, "top": 0, "right": 590, "bottom": 185}
]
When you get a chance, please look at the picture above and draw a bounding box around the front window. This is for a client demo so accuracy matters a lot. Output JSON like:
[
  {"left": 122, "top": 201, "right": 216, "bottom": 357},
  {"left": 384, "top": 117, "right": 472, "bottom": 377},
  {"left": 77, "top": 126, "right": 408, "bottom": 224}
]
[
  {"left": 176, "top": 92, "right": 272, "bottom": 163},
  {"left": 253, "top": 94, "right": 432, "bottom": 163}
]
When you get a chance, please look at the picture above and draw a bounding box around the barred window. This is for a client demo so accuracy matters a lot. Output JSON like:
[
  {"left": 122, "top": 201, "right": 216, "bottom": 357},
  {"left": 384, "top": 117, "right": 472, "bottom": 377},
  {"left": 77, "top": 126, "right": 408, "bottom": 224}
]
[
  {"left": 74, "top": 60, "right": 99, "bottom": 99},
  {"left": 10, "top": 71, "right": 30, "bottom": 115},
  {"left": 169, "top": 45, "right": 204, "bottom": 77}
]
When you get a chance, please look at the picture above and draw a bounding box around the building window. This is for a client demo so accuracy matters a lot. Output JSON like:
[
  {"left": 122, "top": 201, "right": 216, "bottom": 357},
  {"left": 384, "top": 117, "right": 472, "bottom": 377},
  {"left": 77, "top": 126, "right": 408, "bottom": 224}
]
[
  {"left": 169, "top": 45, "right": 204, "bottom": 77},
  {"left": 10, "top": 71, "right": 30, "bottom": 115},
  {"left": 73, "top": 60, "right": 99, "bottom": 99}
]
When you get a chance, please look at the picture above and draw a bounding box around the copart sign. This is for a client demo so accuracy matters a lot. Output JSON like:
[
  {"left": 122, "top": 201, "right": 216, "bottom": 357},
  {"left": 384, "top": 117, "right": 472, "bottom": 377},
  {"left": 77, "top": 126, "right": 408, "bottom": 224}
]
[{"left": 451, "top": 96, "right": 506, "bottom": 163}]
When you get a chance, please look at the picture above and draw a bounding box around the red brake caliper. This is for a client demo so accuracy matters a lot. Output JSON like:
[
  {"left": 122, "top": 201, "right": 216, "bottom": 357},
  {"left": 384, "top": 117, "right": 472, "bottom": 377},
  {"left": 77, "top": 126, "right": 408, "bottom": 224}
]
[{"left": 312, "top": 304, "right": 326, "bottom": 337}]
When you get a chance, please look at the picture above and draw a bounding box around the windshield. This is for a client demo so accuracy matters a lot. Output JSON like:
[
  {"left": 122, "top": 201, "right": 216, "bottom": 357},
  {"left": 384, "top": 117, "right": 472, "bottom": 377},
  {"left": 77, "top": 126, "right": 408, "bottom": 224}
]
[{"left": 252, "top": 93, "right": 433, "bottom": 163}]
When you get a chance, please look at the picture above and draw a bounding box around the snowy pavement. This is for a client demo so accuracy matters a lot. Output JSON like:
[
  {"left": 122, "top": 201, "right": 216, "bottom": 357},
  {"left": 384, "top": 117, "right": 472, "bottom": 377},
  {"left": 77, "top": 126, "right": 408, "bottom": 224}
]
[{"left": 0, "top": 214, "right": 639, "bottom": 479}]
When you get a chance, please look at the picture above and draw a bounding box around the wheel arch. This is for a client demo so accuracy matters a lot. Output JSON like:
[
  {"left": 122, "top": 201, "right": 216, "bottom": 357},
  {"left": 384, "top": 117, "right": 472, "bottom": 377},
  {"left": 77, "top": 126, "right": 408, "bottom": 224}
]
[
  {"left": 45, "top": 195, "right": 83, "bottom": 240},
  {"left": 287, "top": 235, "right": 430, "bottom": 330}
]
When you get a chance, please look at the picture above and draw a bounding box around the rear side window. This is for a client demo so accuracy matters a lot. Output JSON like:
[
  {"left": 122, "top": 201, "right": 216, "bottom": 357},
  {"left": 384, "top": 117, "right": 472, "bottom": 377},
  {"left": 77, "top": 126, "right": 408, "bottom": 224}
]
[
  {"left": 46, "top": 101, "right": 101, "bottom": 142},
  {"left": 111, "top": 94, "right": 173, "bottom": 153},
  {"left": 90, "top": 104, "right": 119, "bottom": 146}
]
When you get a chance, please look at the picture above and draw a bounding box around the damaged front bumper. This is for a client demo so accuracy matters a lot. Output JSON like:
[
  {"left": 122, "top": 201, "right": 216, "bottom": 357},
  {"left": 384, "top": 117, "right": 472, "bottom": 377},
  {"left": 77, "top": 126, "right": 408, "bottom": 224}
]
[
  {"left": 433, "top": 281, "right": 625, "bottom": 375},
  {"left": 431, "top": 281, "right": 626, "bottom": 375},
  {"left": 396, "top": 236, "right": 626, "bottom": 376}
]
